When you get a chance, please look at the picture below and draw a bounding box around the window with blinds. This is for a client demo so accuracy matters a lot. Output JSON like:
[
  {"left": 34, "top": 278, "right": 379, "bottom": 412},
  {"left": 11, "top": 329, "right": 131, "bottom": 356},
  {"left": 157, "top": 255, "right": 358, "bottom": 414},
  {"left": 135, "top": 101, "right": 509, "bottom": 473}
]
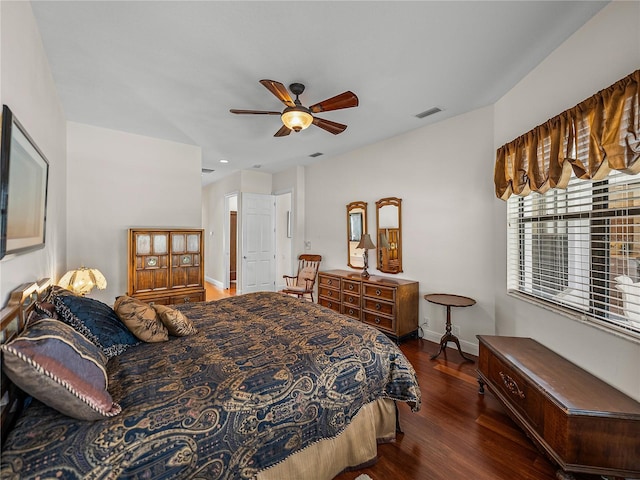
[{"left": 507, "top": 171, "right": 640, "bottom": 337}]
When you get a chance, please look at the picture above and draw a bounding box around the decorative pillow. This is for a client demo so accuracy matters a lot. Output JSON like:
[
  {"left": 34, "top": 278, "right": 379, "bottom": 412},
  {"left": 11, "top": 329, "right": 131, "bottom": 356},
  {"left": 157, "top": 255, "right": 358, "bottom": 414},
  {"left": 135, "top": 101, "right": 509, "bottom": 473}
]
[
  {"left": 53, "top": 295, "right": 139, "bottom": 358},
  {"left": 298, "top": 266, "right": 316, "bottom": 283},
  {"left": 113, "top": 296, "right": 169, "bottom": 342},
  {"left": 153, "top": 304, "right": 198, "bottom": 336},
  {"left": 43, "top": 285, "right": 77, "bottom": 302},
  {"left": 1, "top": 317, "right": 121, "bottom": 421},
  {"left": 34, "top": 301, "right": 58, "bottom": 318}
]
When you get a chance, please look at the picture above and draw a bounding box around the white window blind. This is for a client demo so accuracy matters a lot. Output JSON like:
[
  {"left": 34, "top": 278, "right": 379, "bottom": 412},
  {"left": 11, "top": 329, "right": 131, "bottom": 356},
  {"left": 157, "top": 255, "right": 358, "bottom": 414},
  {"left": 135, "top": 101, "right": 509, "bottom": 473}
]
[{"left": 507, "top": 171, "right": 640, "bottom": 337}]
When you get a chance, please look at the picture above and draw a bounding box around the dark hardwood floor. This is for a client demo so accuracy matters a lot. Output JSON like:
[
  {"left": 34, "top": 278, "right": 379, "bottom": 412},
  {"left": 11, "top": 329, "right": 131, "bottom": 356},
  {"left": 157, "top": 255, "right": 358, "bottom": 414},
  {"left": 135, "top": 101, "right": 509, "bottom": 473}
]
[
  {"left": 204, "top": 284, "right": 604, "bottom": 480},
  {"left": 336, "top": 340, "right": 605, "bottom": 480}
]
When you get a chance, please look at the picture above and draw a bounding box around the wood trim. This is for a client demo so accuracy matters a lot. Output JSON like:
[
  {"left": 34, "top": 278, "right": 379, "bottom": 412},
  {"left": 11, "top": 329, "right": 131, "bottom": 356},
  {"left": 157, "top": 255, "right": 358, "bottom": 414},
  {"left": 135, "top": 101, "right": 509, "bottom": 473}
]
[{"left": 1, "top": 278, "right": 51, "bottom": 442}]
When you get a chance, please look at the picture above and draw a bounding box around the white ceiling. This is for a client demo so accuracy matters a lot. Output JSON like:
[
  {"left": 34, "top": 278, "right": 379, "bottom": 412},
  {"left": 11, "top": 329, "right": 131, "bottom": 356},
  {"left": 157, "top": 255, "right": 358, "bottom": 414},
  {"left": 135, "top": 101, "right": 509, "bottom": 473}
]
[{"left": 30, "top": 1, "right": 608, "bottom": 185}]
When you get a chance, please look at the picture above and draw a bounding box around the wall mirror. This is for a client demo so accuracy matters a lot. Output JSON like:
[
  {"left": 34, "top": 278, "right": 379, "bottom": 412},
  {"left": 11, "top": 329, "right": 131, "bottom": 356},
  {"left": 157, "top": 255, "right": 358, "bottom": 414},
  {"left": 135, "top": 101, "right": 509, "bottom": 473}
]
[
  {"left": 346, "top": 201, "right": 367, "bottom": 269},
  {"left": 376, "top": 197, "right": 402, "bottom": 274}
]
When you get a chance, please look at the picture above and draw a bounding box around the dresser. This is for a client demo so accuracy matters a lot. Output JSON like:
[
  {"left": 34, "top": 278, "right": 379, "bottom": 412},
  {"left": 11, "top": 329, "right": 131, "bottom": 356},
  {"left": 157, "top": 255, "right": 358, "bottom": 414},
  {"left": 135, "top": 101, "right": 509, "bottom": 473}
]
[
  {"left": 127, "top": 228, "right": 205, "bottom": 305},
  {"left": 477, "top": 335, "right": 640, "bottom": 479},
  {"left": 318, "top": 269, "right": 418, "bottom": 342}
]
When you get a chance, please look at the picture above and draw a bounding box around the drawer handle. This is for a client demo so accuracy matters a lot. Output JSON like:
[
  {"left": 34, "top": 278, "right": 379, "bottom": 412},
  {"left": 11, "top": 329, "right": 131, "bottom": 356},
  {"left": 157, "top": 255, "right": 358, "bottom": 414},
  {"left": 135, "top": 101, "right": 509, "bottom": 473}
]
[
  {"left": 348, "top": 284, "right": 354, "bottom": 290},
  {"left": 499, "top": 371, "right": 525, "bottom": 399},
  {"left": 328, "top": 302, "right": 333, "bottom": 308},
  {"left": 375, "top": 317, "right": 381, "bottom": 324},
  {"left": 327, "top": 279, "right": 332, "bottom": 285},
  {"left": 348, "top": 309, "right": 354, "bottom": 315},
  {"left": 375, "top": 303, "right": 381, "bottom": 310},
  {"left": 348, "top": 296, "right": 353, "bottom": 303},
  {"left": 375, "top": 289, "right": 381, "bottom": 296},
  {"left": 328, "top": 291, "right": 333, "bottom": 297},
  {"left": 184, "top": 297, "right": 191, "bottom": 303}
]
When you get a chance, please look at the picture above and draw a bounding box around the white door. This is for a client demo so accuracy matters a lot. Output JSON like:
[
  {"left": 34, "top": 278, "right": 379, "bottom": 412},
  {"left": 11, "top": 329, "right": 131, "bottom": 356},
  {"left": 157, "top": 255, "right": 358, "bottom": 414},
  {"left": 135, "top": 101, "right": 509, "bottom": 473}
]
[{"left": 241, "top": 193, "right": 276, "bottom": 293}]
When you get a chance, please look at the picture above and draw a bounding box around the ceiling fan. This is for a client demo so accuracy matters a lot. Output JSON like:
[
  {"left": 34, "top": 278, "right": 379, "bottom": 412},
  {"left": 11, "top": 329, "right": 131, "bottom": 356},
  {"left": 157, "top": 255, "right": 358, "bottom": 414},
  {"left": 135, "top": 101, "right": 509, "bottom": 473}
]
[{"left": 230, "top": 79, "right": 359, "bottom": 137}]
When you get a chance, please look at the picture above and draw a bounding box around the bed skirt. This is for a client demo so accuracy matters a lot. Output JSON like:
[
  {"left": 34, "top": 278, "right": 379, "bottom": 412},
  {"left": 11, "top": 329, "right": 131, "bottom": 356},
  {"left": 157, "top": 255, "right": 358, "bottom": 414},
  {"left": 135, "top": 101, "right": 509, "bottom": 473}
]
[{"left": 257, "top": 397, "right": 396, "bottom": 480}]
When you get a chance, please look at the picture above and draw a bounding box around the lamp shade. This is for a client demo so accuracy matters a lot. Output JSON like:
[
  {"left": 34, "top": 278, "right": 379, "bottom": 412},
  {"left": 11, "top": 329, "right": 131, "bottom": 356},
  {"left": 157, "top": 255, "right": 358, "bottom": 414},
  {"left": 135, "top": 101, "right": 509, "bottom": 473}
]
[
  {"left": 281, "top": 106, "right": 313, "bottom": 131},
  {"left": 379, "top": 232, "right": 390, "bottom": 249},
  {"left": 58, "top": 267, "right": 107, "bottom": 296},
  {"left": 356, "top": 233, "right": 376, "bottom": 250}
]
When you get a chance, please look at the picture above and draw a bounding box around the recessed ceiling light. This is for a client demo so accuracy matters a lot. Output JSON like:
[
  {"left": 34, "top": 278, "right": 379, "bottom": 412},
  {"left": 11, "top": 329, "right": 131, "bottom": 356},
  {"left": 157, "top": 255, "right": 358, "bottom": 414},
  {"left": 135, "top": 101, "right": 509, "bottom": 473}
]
[
  {"left": 309, "top": 152, "right": 323, "bottom": 158},
  {"left": 220, "top": 159, "right": 229, "bottom": 164},
  {"left": 253, "top": 164, "right": 262, "bottom": 169},
  {"left": 201, "top": 168, "right": 215, "bottom": 174}
]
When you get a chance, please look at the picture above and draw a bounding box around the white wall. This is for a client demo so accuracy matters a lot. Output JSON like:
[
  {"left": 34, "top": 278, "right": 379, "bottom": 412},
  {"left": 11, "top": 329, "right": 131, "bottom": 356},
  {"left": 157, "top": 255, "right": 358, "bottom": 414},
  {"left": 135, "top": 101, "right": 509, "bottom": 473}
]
[
  {"left": 275, "top": 192, "right": 292, "bottom": 289},
  {"left": 66, "top": 122, "right": 201, "bottom": 305},
  {"left": 305, "top": 106, "right": 496, "bottom": 354},
  {"left": 0, "top": 1, "right": 67, "bottom": 304},
  {"left": 273, "top": 166, "right": 306, "bottom": 267},
  {"left": 493, "top": 1, "right": 640, "bottom": 400}
]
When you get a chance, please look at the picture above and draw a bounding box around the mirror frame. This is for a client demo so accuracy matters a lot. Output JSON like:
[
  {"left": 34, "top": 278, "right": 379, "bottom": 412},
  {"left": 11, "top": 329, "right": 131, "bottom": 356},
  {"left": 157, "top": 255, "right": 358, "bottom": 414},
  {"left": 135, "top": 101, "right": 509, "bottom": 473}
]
[
  {"left": 346, "top": 201, "right": 367, "bottom": 269},
  {"left": 376, "top": 197, "right": 402, "bottom": 274}
]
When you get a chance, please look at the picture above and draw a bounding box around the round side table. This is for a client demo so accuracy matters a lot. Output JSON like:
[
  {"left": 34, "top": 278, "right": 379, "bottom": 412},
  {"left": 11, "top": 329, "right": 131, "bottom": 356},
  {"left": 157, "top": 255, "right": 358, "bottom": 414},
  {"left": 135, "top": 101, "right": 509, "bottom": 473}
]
[{"left": 424, "top": 293, "right": 476, "bottom": 362}]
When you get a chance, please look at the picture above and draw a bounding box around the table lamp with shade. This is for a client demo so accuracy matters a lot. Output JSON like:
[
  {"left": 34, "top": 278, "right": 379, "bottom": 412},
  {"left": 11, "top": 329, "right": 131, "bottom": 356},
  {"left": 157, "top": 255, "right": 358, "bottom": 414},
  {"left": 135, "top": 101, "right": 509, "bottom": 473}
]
[
  {"left": 356, "top": 233, "right": 376, "bottom": 278},
  {"left": 58, "top": 267, "right": 107, "bottom": 296}
]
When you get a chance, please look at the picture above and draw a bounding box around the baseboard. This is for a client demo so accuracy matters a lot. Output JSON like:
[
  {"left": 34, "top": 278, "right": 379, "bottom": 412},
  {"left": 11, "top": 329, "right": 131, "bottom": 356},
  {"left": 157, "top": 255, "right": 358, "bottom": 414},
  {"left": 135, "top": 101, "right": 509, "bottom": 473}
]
[
  {"left": 418, "top": 326, "right": 479, "bottom": 357},
  {"left": 205, "top": 276, "right": 223, "bottom": 288}
]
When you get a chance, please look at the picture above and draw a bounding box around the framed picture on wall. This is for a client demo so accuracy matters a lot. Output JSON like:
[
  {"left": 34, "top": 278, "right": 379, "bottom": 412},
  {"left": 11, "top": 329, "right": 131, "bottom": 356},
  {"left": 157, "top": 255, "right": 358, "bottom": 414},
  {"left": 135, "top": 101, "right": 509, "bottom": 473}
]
[{"left": 0, "top": 105, "right": 50, "bottom": 260}]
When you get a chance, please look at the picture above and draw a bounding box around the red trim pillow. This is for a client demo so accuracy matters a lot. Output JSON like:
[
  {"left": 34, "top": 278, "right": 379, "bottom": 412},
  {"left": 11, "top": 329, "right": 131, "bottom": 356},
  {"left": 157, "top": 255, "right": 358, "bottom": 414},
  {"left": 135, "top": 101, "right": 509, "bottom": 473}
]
[{"left": 1, "top": 317, "right": 121, "bottom": 420}]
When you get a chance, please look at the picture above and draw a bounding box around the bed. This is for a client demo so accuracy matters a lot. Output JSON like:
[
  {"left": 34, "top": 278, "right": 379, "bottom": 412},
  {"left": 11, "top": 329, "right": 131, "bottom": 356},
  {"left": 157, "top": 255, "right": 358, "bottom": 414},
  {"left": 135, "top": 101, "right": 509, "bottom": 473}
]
[{"left": 0, "top": 279, "right": 421, "bottom": 479}]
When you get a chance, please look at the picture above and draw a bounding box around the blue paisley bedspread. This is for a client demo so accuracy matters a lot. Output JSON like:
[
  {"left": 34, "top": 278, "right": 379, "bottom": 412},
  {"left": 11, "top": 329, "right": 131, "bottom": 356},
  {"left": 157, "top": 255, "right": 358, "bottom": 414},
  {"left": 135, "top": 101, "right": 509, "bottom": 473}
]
[{"left": 0, "top": 292, "right": 421, "bottom": 479}]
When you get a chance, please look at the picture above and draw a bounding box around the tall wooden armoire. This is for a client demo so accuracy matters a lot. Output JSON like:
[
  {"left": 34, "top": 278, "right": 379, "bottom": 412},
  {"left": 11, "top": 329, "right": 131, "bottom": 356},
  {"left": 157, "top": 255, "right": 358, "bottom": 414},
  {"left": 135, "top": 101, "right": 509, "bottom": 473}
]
[{"left": 127, "top": 228, "right": 205, "bottom": 305}]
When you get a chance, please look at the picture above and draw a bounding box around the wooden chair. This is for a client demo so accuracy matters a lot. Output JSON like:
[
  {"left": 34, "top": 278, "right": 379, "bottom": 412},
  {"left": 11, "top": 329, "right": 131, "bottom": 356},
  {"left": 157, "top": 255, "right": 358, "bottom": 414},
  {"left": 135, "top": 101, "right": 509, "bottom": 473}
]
[{"left": 281, "top": 254, "right": 322, "bottom": 302}]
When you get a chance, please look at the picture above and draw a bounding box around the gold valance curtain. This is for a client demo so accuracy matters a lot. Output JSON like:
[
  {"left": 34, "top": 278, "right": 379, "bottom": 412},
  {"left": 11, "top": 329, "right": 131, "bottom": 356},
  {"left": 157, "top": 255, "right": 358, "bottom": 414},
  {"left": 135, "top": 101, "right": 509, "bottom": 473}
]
[{"left": 494, "top": 69, "right": 640, "bottom": 200}]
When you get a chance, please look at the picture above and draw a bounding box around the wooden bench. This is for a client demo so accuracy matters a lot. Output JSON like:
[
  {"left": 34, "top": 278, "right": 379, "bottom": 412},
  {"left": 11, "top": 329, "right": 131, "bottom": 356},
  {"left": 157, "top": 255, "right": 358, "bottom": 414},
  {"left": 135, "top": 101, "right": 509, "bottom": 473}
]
[{"left": 477, "top": 335, "right": 640, "bottom": 480}]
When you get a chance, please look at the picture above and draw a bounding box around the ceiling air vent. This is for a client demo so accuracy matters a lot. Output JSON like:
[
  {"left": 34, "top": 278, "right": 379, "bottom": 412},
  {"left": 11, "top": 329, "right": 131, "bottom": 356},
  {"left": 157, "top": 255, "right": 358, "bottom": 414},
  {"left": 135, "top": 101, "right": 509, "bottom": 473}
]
[
  {"left": 201, "top": 168, "right": 215, "bottom": 174},
  {"left": 415, "top": 107, "right": 442, "bottom": 119},
  {"left": 309, "top": 152, "right": 323, "bottom": 158}
]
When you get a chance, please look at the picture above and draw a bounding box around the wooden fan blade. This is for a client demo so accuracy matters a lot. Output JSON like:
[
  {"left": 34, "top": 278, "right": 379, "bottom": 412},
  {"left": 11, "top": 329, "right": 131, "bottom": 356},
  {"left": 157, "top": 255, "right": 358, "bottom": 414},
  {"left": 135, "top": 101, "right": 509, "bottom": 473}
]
[
  {"left": 274, "top": 125, "right": 292, "bottom": 137},
  {"left": 260, "top": 80, "right": 295, "bottom": 107},
  {"left": 312, "top": 117, "right": 347, "bottom": 135},
  {"left": 309, "top": 91, "right": 358, "bottom": 113},
  {"left": 230, "top": 109, "right": 281, "bottom": 115}
]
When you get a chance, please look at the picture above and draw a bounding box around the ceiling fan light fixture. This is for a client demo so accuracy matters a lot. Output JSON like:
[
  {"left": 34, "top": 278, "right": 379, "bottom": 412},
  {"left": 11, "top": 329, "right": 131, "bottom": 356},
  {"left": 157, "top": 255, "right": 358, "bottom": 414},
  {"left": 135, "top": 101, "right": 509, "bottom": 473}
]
[{"left": 281, "top": 106, "right": 313, "bottom": 132}]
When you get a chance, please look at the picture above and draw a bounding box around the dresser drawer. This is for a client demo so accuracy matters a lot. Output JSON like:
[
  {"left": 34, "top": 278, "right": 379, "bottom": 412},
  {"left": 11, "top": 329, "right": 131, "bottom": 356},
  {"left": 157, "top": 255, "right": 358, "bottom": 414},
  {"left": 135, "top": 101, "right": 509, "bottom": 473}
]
[
  {"left": 488, "top": 354, "right": 543, "bottom": 431},
  {"left": 342, "top": 305, "right": 361, "bottom": 320},
  {"left": 363, "top": 311, "right": 394, "bottom": 332},
  {"left": 170, "top": 291, "right": 205, "bottom": 304},
  {"left": 342, "top": 291, "right": 360, "bottom": 307},
  {"left": 318, "top": 275, "right": 340, "bottom": 289},
  {"left": 319, "top": 287, "right": 340, "bottom": 301},
  {"left": 363, "top": 298, "right": 395, "bottom": 317},
  {"left": 134, "top": 295, "right": 171, "bottom": 306},
  {"left": 342, "top": 280, "right": 361, "bottom": 295},
  {"left": 363, "top": 284, "right": 396, "bottom": 302},
  {"left": 319, "top": 297, "right": 340, "bottom": 312}
]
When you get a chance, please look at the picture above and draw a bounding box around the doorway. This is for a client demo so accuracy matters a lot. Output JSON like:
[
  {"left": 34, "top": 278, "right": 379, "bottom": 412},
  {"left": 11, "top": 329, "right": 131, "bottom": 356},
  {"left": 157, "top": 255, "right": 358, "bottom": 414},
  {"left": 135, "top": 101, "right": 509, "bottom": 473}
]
[
  {"left": 229, "top": 211, "right": 237, "bottom": 284},
  {"left": 224, "top": 193, "right": 238, "bottom": 290},
  {"left": 223, "top": 191, "right": 293, "bottom": 293}
]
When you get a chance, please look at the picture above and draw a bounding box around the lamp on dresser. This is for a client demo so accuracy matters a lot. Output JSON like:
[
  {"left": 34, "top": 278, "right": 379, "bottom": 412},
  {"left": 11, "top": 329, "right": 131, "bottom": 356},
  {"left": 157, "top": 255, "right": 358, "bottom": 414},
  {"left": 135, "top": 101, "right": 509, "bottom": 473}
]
[
  {"left": 356, "top": 233, "right": 376, "bottom": 278},
  {"left": 58, "top": 266, "right": 107, "bottom": 296}
]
